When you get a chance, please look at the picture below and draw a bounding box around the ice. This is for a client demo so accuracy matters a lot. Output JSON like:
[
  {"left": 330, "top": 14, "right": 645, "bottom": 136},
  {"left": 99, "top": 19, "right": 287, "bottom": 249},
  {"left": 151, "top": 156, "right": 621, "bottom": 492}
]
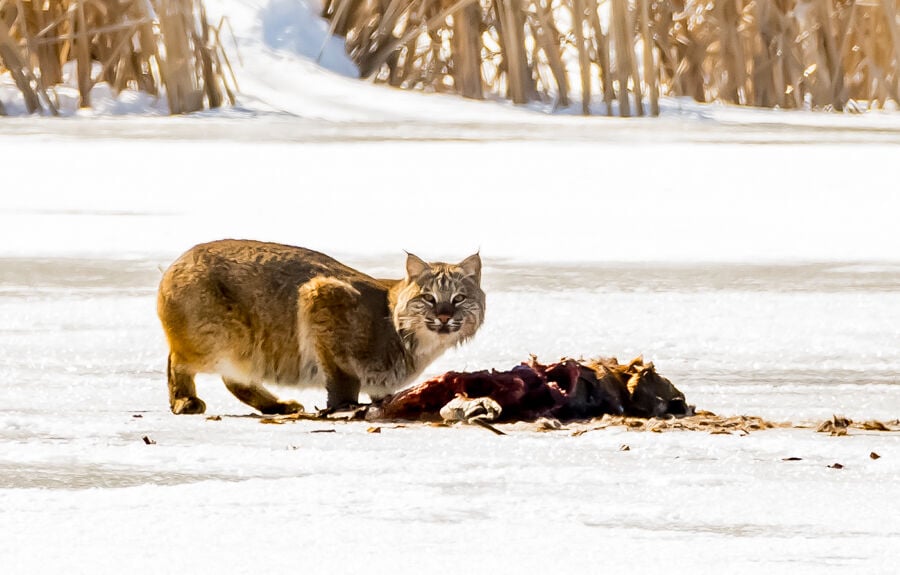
[
  {"left": 2, "top": 255, "right": 899, "bottom": 573},
  {"left": 2, "top": 0, "right": 900, "bottom": 571}
]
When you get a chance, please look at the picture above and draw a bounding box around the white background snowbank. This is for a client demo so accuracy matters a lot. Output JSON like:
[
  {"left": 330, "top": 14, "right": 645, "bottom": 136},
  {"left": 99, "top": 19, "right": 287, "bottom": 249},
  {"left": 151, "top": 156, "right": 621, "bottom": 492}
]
[
  {"left": 2, "top": 139, "right": 899, "bottom": 263},
  {"left": 1, "top": 1, "right": 900, "bottom": 573}
]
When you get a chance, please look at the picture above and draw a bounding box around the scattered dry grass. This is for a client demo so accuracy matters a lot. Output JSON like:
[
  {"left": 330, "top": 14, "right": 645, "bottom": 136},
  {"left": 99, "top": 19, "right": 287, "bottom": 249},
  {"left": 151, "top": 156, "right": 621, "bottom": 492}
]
[
  {"left": 322, "top": 0, "right": 900, "bottom": 115},
  {"left": 0, "top": 0, "right": 235, "bottom": 114},
  {"left": 565, "top": 413, "right": 900, "bottom": 435},
  {"left": 257, "top": 405, "right": 900, "bottom": 436}
]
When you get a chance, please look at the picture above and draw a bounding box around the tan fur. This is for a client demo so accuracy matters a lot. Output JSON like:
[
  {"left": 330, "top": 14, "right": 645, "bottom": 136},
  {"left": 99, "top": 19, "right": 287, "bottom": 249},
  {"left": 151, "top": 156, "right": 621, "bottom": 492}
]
[{"left": 157, "top": 239, "right": 485, "bottom": 414}]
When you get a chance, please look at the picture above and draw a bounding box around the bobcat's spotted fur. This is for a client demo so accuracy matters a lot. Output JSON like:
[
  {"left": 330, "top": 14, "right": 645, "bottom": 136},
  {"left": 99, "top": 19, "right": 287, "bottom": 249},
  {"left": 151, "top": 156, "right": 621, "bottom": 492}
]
[{"left": 157, "top": 239, "right": 485, "bottom": 414}]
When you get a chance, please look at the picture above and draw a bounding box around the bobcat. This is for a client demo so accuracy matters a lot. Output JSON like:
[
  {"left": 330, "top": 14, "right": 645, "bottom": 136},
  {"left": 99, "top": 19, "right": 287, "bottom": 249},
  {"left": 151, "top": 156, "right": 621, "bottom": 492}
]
[{"left": 157, "top": 239, "right": 485, "bottom": 415}]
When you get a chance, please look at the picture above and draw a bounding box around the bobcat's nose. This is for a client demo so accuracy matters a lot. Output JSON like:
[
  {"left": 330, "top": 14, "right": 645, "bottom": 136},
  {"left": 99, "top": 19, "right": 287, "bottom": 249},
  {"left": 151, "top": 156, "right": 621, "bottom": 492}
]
[{"left": 435, "top": 302, "right": 454, "bottom": 325}]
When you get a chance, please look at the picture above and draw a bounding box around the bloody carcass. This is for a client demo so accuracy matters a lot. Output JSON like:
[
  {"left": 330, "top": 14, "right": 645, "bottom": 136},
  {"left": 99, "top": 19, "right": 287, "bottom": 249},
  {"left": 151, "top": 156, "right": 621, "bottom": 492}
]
[{"left": 372, "top": 356, "right": 692, "bottom": 422}]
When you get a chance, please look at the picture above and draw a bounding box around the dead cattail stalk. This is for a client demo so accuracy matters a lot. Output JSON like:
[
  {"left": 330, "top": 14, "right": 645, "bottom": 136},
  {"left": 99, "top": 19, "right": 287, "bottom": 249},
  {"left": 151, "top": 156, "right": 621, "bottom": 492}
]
[
  {"left": 75, "top": 0, "right": 91, "bottom": 107},
  {"left": 496, "top": 0, "right": 530, "bottom": 103},
  {"left": 571, "top": 0, "right": 592, "bottom": 114},
  {"left": 197, "top": 3, "right": 223, "bottom": 109},
  {"left": 817, "top": 0, "right": 844, "bottom": 109},
  {"left": 158, "top": 0, "right": 203, "bottom": 114},
  {"left": 880, "top": 0, "right": 900, "bottom": 92},
  {"left": 588, "top": 4, "right": 614, "bottom": 115},
  {"left": 358, "top": 0, "right": 480, "bottom": 77},
  {"left": 716, "top": 0, "right": 745, "bottom": 104},
  {"left": 94, "top": 23, "right": 141, "bottom": 93},
  {"left": 0, "top": 15, "right": 41, "bottom": 113},
  {"left": 212, "top": 18, "right": 239, "bottom": 101},
  {"left": 626, "top": 1, "right": 643, "bottom": 116},
  {"left": 530, "top": 0, "right": 569, "bottom": 107},
  {"left": 451, "top": 1, "right": 483, "bottom": 99},
  {"left": 639, "top": 0, "right": 659, "bottom": 115},
  {"left": 833, "top": 0, "right": 858, "bottom": 107},
  {"left": 610, "top": 0, "right": 632, "bottom": 116},
  {"left": 317, "top": 0, "right": 355, "bottom": 63}
]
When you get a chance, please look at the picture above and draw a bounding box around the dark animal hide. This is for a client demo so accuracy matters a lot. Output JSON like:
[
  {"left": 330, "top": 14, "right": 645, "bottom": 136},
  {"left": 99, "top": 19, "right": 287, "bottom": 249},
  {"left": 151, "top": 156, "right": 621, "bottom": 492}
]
[{"left": 374, "top": 357, "right": 692, "bottom": 422}]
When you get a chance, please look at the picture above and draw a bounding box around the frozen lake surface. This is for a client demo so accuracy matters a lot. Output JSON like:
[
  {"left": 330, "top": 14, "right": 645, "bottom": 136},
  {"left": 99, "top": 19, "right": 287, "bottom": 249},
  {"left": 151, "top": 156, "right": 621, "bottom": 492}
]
[
  {"left": 1, "top": 253, "right": 898, "bottom": 574},
  {"left": 1, "top": 118, "right": 899, "bottom": 573},
  {"left": 3, "top": 0, "right": 900, "bottom": 563}
]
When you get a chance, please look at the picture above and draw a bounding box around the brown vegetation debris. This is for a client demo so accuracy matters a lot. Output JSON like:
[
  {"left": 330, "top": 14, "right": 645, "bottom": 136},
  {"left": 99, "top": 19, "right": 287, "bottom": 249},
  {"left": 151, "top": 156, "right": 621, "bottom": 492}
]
[
  {"left": 861, "top": 420, "right": 890, "bottom": 431},
  {"left": 568, "top": 413, "right": 787, "bottom": 436},
  {"left": 815, "top": 416, "right": 900, "bottom": 436},
  {"left": 250, "top": 360, "right": 900, "bottom": 436},
  {"left": 471, "top": 418, "right": 507, "bottom": 436},
  {"left": 534, "top": 417, "right": 565, "bottom": 431},
  {"left": 817, "top": 415, "right": 850, "bottom": 435}
]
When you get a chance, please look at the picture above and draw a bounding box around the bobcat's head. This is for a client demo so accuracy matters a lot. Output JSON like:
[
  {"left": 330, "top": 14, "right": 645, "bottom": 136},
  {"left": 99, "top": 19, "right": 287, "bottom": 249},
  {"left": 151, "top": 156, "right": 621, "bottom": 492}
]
[{"left": 393, "top": 252, "right": 485, "bottom": 351}]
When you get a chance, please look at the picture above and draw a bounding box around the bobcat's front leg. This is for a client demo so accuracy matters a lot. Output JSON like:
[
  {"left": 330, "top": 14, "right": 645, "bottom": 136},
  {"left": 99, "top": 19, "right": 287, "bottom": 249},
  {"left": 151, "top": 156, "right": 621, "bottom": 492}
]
[
  {"left": 299, "top": 276, "right": 364, "bottom": 409},
  {"left": 322, "top": 363, "right": 362, "bottom": 409}
]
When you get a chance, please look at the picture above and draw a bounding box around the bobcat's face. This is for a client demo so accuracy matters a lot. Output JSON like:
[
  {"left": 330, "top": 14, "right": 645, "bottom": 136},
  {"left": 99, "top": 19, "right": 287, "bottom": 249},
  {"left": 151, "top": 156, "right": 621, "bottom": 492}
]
[{"left": 394, "top": 253, "right": 485, "bottom": 346}]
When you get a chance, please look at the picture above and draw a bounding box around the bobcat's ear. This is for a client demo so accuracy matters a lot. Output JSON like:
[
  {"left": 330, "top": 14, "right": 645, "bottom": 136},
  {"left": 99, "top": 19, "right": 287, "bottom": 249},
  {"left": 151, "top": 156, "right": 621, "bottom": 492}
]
[
  {"left": 405, "top": 252, "right": 430, "bottom": 279},
  {"left": 458, "top": 252, "right": 482, "bottom": 283}
]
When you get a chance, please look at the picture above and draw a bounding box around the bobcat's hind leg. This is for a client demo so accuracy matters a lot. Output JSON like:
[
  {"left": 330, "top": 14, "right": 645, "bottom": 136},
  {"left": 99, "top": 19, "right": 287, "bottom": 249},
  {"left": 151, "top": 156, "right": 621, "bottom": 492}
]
[
  {"left": 223, "top": 378, "right": 305, "bottom": 415},
  {"left": 168, "top": 353, "right": 206, "bottom": 414}
]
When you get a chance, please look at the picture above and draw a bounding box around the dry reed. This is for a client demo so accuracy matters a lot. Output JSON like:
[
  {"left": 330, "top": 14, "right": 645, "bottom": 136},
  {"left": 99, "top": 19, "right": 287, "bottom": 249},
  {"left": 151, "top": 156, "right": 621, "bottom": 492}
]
[
  {"left": 0, "top": 0, "right": 235, "bottom": 115},
  {"left": 322, "top": 0, "right": 900, "bottom": 115}
]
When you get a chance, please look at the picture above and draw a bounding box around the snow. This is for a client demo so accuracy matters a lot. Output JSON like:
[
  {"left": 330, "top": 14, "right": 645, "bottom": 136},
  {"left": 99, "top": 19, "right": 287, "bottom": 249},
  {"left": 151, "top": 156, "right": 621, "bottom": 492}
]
[
  {"left": 2, "top": 0, "right": 900, "bottom": 573},
  {"left": 2, "top": 139, "right": 899, "bottom": 263}
]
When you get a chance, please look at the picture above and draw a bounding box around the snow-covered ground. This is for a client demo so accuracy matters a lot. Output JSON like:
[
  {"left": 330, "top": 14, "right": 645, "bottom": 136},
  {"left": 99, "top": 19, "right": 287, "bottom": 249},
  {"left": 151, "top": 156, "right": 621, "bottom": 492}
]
[
  {"left": 2, "top": 0, "right": 900, "bottom": 573},
  {"left": 2, "top": 256, "right": 899, "bottom": 574}
]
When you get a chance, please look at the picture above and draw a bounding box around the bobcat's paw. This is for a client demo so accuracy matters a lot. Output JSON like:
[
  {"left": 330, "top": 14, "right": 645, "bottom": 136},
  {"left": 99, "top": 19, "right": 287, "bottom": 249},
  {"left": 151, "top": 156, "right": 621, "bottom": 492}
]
[
  {"left": 172, "top": 397, "right": 207, "bottom": 415},
  {"left": 261, "top": 400, "right": 305, "bottom": 415}
]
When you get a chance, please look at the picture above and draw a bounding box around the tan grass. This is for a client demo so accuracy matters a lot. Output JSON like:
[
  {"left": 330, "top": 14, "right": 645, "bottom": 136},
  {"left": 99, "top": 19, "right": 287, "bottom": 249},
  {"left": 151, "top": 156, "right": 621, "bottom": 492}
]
[
  {"left": 322, "top": 0, "right": 900, "bottom": 115},
  {"left": 0, "top": 0, "right": 234, "bottom": 114}
]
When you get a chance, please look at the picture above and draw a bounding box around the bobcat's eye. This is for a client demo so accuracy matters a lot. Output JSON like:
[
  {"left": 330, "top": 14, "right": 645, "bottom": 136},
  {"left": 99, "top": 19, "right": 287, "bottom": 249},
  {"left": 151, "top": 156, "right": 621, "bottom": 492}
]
[
  {"left": 421, "top": 294, "right": 436, "bottom": 305},
  {"left": 452, "top": 294, "right": 467, "bottom": 304}
]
